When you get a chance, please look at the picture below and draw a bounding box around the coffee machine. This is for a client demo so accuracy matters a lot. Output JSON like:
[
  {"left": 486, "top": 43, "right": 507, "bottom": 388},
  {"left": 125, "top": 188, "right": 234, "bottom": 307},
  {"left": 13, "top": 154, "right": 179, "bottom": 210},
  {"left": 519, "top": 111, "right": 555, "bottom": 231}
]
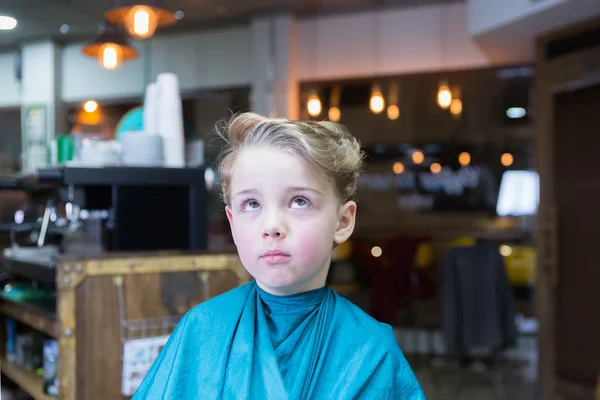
[{"left": 36, "top": 166, "right": 208, "bottom": 253}]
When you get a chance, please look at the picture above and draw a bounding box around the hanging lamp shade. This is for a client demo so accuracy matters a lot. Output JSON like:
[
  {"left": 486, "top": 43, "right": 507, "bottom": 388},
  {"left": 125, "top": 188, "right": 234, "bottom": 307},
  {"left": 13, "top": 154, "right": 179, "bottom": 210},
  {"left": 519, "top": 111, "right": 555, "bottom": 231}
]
[
  {"left": 105, "top": 0, "right": 177, "bottom": 39},
  {"left": 82, "top": 22, "right": 138, "bottom": 70}
]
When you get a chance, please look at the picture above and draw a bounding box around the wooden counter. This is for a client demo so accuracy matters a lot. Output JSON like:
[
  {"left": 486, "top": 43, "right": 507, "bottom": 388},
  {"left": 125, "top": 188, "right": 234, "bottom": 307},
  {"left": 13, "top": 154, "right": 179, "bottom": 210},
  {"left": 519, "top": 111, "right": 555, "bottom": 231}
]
[{"left": 0, "top": 251, "right": 250, "bottom": 400}]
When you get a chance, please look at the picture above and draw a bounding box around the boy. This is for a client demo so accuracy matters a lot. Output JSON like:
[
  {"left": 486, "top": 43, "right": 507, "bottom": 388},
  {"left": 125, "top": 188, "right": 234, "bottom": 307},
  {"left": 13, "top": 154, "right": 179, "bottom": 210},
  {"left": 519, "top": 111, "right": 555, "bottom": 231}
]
[{"left": 133, "top": 113, "right": 424, "bottom": 399}]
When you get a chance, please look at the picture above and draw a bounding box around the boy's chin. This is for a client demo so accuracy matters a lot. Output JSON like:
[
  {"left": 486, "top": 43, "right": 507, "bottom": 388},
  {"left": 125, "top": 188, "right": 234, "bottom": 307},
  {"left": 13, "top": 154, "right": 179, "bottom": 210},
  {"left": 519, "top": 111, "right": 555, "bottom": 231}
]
[{"left": 255, "top": 274, "right": 326, "bottom": 296}]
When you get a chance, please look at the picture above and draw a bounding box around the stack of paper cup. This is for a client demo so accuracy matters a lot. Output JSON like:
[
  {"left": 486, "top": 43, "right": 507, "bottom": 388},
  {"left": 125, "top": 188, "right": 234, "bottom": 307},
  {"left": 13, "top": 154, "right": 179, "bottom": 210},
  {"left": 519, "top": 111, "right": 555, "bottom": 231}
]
[
  {"left": 143, "top": 83, "right": 159, "bottom": 135},
  {"left": 156, "top": 73, "right": 185, "bottom": 168}
]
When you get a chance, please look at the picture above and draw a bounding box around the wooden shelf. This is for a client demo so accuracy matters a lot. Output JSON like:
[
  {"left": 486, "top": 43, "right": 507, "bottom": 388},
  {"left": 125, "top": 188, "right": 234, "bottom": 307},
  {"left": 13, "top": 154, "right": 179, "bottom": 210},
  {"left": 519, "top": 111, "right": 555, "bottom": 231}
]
[
  {"left": 0, "top": 356, "right": 53, "bottom": 400},
  {"left": 0, "top": 299, "right": 59, "bottom": 338}
]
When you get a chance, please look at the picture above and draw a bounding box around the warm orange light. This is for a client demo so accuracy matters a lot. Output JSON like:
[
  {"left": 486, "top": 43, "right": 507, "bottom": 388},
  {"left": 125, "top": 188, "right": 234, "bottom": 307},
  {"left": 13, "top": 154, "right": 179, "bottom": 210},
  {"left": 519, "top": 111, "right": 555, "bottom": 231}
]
[
  {"left": 370, "top": 89, "right": 385, "bottom": 114},
  {"left": 328, "top": 107, "right": 341, "bottom": 122},
  {"left": 437, "top": 82, "right": 452, "bottom": 109},
  {"left": 459, "top": 152, "right": 471, "bottom": 166},
  {"left": 501, "top": 153, "right": 514, "bottom": 167},
  {"left": 412, "top": 151, "right": 424, "bottom": 164},
  {"left": 307, "top": 94, "right": 322, "bottom": 117},
  {"left": 387, "top": 105, "right": 399, "bottom": 120},
  {"left": 124, "top": 5, "right": 159, "bottom": 39},
  {"left": 430, "top": 163, "right": 442, "bottom": 174},
  {"left": 77, "top": 109, "right": 101, "bottom": 126},
  {"left": 393, "top": 162, "right": 404, "bottom": 175},
  {"left": 98, "top": 43, "right": 123, "bottom": 70},
  {"left": 450, "top": 98, "right": 463, "bottom": 115},
  {"left": 83, "top": 100, "right": 98, "bottom": 113}
]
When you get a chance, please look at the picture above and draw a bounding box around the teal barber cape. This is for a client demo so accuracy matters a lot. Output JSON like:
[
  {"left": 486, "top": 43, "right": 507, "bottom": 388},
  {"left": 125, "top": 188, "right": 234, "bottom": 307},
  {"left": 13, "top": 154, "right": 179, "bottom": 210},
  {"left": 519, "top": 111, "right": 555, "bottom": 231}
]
[{"left": 133, "top": 281, "right": 425, "bottom": 399}]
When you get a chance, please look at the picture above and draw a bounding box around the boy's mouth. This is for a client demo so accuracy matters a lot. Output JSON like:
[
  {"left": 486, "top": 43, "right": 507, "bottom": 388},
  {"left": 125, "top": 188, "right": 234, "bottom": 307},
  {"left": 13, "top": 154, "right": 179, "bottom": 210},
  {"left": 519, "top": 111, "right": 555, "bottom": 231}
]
[{"left": 261, "top": 250, "right": 291, "bottom": 264}]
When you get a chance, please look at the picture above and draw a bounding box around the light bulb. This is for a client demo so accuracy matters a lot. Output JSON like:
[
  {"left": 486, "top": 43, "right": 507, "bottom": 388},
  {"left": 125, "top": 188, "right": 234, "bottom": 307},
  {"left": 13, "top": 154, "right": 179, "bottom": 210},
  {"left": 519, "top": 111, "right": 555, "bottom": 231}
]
[
  {"left": 412, "top": 151, "right": 424, "bottom": 164},
  {"left": 437, "top": 82, "right": 452, "bottom": 109},
  {"left": 98, "top": 43, "right": 123, "bottom": 70},
  {"left": 387, "top": 105, "right": 399, "bottom": 120},
  {"left": 328, "top": 107, "right": 341, "bottom": 122},
  {"left": 307, "top": 95, "right": 322, "bottom": 117},
  {"left": 450, "top": 98, "right": 463, "bottom": 115},
  {"left": 392, "top": 162, "right": 404, "bottom": 175},
  {"left": 0, "top": 16, "right": 17, "bottom": 30},
  {"left": 83, "top": 100, "right": 98, "bottom": 113},
  {"left": 499, "top": 245, "right": 513, "bottom": 257},
  {"left": 125, "top": 6, "right": 158, "bottom": 39},
  {"left": 371, "top": 246, "right": 382, "bottom": 258},
  {"left": 459, "top": 152, "right": 471, "bottom": 166},
  {"left": 430, "top": 163, "right": 441, "bottom": 174},
  {"left": 501, "top": 153, "right": 514, "bottom": 167},
  {"left": 370, "top": 90, "right": 385, "bottom": 114}
]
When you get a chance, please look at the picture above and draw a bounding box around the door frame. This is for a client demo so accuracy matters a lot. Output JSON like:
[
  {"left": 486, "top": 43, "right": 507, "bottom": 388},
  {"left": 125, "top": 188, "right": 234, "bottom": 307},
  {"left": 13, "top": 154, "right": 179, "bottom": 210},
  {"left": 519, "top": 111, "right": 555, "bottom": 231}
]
[{"left": 536, "top": 16, "right": 600, "bottom": 400}]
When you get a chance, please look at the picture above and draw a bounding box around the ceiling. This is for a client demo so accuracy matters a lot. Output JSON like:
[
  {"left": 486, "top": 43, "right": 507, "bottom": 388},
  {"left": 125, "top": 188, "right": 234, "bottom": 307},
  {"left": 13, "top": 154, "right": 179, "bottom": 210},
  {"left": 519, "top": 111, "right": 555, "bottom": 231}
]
[{"left": 0, "top": 0, "right": 458, "bottom": 50}]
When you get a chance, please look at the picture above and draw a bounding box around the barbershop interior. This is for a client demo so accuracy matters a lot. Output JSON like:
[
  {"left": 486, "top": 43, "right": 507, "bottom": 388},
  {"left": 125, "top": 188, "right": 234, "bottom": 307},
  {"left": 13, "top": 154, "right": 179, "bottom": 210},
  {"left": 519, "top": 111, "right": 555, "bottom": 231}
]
[{"left": 0, "top": 0, "right": 599, "bottom": 399}]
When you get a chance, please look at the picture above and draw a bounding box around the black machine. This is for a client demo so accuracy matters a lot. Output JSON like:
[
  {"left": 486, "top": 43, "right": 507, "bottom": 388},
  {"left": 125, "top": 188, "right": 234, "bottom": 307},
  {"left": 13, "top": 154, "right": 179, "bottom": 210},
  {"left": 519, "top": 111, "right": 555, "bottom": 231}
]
[{"left": 35, "top": 166, "right": 208, "bottom": 252}]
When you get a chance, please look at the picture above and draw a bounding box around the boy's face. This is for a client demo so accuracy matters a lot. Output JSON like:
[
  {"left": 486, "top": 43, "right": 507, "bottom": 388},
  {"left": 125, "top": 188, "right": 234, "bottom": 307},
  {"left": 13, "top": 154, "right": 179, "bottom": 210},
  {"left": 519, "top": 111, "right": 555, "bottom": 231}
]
[{"left": 225, "top": 147, "right": 356, "bottom": 296}]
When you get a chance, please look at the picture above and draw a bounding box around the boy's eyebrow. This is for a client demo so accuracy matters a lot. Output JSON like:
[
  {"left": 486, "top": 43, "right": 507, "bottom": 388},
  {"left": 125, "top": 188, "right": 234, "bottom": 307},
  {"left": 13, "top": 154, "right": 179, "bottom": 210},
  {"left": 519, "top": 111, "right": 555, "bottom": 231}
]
[{"left": 286, "top": 186, "right": 324, "bottom": 196}]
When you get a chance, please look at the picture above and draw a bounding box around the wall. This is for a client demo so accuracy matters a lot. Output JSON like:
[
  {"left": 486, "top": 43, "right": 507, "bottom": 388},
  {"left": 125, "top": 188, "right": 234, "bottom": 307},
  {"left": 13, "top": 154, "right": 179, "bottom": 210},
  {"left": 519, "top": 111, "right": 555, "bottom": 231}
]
[
  {"left": 61, "top": 42, "right": 145, "bottom": 102},
  {"left": 61, "top": 26, "right": 252, "bottom": 103},
  {"left": 20, "top": 41, "right": 62, "bottom": 172},
  {"left": 468, "top": 0, "right": 567, "bottom": 36},
  {"left": 468, "top": 0, "right": 600, "bottom": 63},
  {"left": 297, "top": 2, "right": 491, "bottom": 81},
  {"left": 0, "top": 51, "right": 21, "bottom": 108},
  {"left": 149, "top": 27, "right": 252, "bottom": 92}
]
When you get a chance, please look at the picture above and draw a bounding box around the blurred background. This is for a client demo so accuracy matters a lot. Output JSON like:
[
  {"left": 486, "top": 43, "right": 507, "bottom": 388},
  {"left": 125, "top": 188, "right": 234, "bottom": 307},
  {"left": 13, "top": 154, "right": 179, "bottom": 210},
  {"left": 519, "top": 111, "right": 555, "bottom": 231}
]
[{"left": 0, "top": 0, "right": 598, "bottom": 399}]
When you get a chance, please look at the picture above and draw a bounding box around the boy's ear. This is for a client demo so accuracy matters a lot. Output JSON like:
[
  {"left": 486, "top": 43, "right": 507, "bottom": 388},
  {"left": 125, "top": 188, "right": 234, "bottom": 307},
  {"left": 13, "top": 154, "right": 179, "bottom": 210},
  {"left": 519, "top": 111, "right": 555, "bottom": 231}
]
[
  {"left": 225, "top": 205, "right": 237, "bottom": 245},
  {"left": 334, "top": 200, "right": 356, "bottom": 244}
]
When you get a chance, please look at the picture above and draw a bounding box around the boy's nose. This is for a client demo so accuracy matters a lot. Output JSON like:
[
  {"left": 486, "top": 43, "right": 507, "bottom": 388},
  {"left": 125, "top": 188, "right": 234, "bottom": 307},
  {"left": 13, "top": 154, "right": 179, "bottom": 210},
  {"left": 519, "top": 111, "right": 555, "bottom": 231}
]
[
  {"left": 263, "top": 229, "right": 285, "bottom": 239},
  {"left": 262, "top": 211, "right": 287, "bottom": 239},
  {"left": 263, "top": 223, "right": 287, "bottom": 239}
]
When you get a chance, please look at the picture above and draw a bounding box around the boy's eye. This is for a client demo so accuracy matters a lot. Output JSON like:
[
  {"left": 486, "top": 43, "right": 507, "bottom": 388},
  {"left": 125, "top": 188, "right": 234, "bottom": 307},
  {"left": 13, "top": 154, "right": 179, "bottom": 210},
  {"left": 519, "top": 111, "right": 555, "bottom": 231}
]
[
  {"left": 243, "top": 200, "right": 261, "bottom": 211},
  {"left": 290, "top": 197, "right": 311, "bottom": 209}
]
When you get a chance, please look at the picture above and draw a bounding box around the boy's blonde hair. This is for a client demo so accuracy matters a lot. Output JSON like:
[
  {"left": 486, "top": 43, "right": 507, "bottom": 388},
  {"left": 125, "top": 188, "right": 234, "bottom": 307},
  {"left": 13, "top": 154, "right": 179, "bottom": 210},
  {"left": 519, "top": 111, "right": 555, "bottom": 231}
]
[{"left": 216, "top": 112, "right": 365, "bottom": 205}]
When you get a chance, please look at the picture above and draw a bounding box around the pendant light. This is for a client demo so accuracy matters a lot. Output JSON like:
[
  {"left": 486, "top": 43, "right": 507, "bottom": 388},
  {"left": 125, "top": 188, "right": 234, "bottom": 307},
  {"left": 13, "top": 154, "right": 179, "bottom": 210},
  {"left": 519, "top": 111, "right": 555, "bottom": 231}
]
[
  {"left": 82, "top": 21, "right": 138, "bottom": 70},
  {"left": 437, "top": 80, "right": 452, "bottom": 109},
  {"left": 387, "top": 81, "right": 400, "bottom": 120},
  {"left": 105, "top": 0, "right": 177, "bottom": 39},
  {"left": 449, "top": 86, "right": 463, "bottom": 118},
  {"left": 370, "top": 84, "right": 385, "bottom": 114},
  {"left": 307, "top": 92, "right": 322, "bottom": 117},
  {"left": 328, "top": 85, "right": 342, "bottom": 122}
]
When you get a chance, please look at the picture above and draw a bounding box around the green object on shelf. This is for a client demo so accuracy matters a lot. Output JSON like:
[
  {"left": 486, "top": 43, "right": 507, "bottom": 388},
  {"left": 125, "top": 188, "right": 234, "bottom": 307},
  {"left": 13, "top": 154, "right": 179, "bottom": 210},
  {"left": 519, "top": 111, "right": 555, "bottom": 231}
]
[
  {"left": 1, "top": 283, "right": 55, "bottom": 302},
  {"left": 57, "top": 134, "right": 73, "bottom": 163}
]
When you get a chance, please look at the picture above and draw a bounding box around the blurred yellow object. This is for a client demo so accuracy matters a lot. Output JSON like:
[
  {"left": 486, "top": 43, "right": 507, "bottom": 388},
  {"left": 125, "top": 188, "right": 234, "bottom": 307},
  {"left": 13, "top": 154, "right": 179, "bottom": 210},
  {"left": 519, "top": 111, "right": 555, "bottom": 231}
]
[
  {"left": 449, "top": 237, "right": 477, "bottom": 247},
  {"left": 502, "top": 246, "right": 536, "bottom": 286},
  {"left": 332, "top": 241, "right": 353, "bottom": 261},
  {"left": 415, "top": 242, "right": 434, "bottom": 269}
]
